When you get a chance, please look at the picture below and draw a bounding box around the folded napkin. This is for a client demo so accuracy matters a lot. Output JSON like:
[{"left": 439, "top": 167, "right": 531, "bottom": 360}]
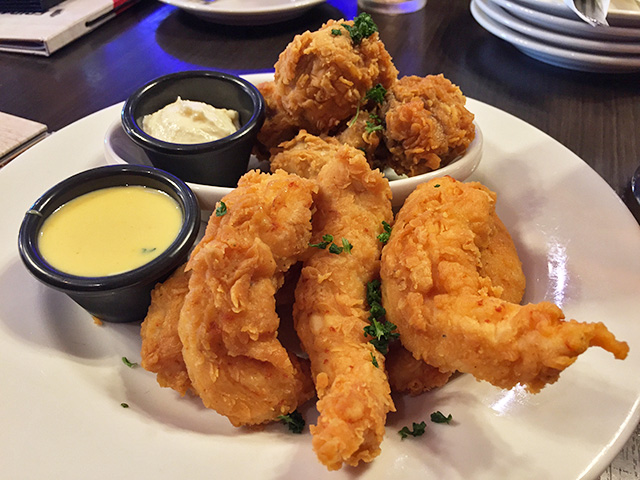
[
  {"left": 564, "top": 0, "right": 611, "bottom": 26},
  {"left": 0, "top": 112, "right": 48, "bottom": 167}
]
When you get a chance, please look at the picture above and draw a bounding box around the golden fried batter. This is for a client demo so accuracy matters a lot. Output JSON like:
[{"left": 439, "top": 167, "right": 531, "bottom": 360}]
[
  {"left": 178, "top": 170, "right": 317, "bottom": 426},
  {"left": 140, "top": 264, "right": 192, "bottom": 396},
  {"left": 385, "top": 342, "right": 453, "bottom": 396},
  {"left": 382, "top": 75, "right": 475, "bottom": 176},
  {"left": 274, "top": 18, "right": 397, "bottom": 134},
  {"left": 381, "top": 176, "right": 628, "bottom": 393},
  {"left": 252, "top": 81, "right": 300, "bottom": 161},
  {"left": 269, "top": 130, "right": 343, "bottom": 179},
  {"left": 291, "top": 147, "right": 395, "bottom": 470}
]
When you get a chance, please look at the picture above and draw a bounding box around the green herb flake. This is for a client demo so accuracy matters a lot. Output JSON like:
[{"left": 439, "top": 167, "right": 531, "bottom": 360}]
[
  {"left": 434, "top": 184, "right": 441, "bottom": 188},
  {"left": 122, "top": 357, "right": 138, "bottom": 368},
  {"left": 215, "top": 201, "right": 228, "bottom": 217},
  {"left": 399, "top": 421, "right": 427, "bottom": 439},
  {"left": 430, "top": 411, "right": 453, "bottom": 424},
  {"left": 364, "top": 280, "right": 399, "bottom": 354},
  {"left": 370, "top": 352, "right": 379, "bottom": 368},
  {"left": 331, "top": 28, "right": 342, "bottom": 36},
  {"left": 377, "top": 221, "right": 392, "bottom": 244},
  {"left": 365, "top": 84, "right": 387, "bottom": 105},
  {"left": 141, "top": 247, "right": 157, "bottom": 254},
  {"left": 341, "top": 238, "right": 353, "bottom": 254},
  {"left": 310, "top": 234, "right": 334, "bottom": 249},
  {"left": 121, "top": 403, "right": 130, "bottom": 408},
  {"left": 365, "top": 120, "right": 383, "bottom": 134},
  {"left": 328, "top": 243, "right": 344, "bottom": 255},
  {"left": 341, "top": 13, "right": 378, "bottom": 46},
  {"left": 277, "top": 410, "right": 305, "bottom": 434}
]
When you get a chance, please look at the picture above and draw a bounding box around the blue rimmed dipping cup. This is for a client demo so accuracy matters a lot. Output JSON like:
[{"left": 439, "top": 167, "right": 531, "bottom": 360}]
[
  {"left": 121, "top": 70, "right": 265, "bottom": 188},
  {"left": 18, "top": 164, "right": 200, "bottom": 323}
]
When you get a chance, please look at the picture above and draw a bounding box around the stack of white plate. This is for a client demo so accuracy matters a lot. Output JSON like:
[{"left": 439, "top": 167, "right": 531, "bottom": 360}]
[{"left": 470, "top": 0, "right": 640, "bottom": 72}]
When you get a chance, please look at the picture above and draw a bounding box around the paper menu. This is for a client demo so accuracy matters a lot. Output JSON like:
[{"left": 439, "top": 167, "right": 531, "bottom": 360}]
[
  {"left": 0, "top": 0, "right": 139, "bottom": 56},
  {"left": 0, "top": 112, "right": 48, "bottom": 167}
]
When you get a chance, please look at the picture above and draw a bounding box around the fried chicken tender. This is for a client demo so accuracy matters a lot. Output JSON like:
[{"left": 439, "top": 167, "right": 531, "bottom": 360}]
[
  {"left": 140, "top": 264, "right": 192, "bottom": 396},
  {"left": 382, "top": 75, "right": 475, "bottom": 176},
  {"left": 273, "top": 18, "right": 397, "bottom": 134},
  {"left": 252, "top": 81, "right": 300, "bottom": 161},
  {"left": 178, "top": 170, "right": 317, "bottom": 426},
  {"left": 291, "top": 147, "right": 395, "bottom": 470},
  {"left": 269, "top": 130, "right": 343, "bottom": 178},
  {"left": 385, "top": 342, "right": 452, "bottom": 396},
  {"left": 381, "top": 176, "right": 629, "bottom": 393}
]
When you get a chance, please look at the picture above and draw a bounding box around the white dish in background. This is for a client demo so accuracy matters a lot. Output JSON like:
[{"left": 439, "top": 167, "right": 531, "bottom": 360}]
[
  {"left": 511, "top": 0, "right": 640, "bottom": 26},
  {"left": 2, "top": 73, "right": 640, "bottom": 480},
  {"left": 471, "top": 0, "right": 640, "bottom": 72},
  {"left": 158, "top": 0, "right": 326, "bottom": 25},
  {"left": 495, "top": 0, "right": 640, "bottom": 40},
  {"left": 104, "top": 73, "right": 483, "bottom": 211},
  {"left": 484, "top": 0, "right": 640, "bottom": 51}
]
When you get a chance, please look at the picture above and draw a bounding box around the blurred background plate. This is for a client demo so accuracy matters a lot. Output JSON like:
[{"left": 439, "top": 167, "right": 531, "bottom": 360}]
[
  {"left": 478, "top": 0, "right": 640, "bottom": 53},
  {"left": 157, "top": 0, "right": 326, "bottom": 25},
  {"left": 470, "top": 0, "right": 640, "bottom": 71},
  {"left": 510, "top": 0, "right": 640, "bottom": 26},
  {"left": 493, "top": 0, "right": 640, "bottom": 39}
]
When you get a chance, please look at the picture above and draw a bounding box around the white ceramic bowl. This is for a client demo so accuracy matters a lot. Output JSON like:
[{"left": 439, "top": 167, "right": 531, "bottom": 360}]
[{"left": 105, "top": 117, "right": 482, "bottom": 213}]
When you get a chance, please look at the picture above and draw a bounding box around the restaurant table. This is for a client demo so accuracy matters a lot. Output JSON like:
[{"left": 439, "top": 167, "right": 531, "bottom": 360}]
[{"left": 0, "top": 0, "right": 638, "bottom": 478}]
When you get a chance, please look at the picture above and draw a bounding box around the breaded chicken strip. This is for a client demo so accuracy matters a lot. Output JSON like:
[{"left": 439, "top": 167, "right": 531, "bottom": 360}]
[
  {"left": 381, "top": 177, "right": 628, "bottom": 393},
  {"left": 178, "top": 170, "right": 317, "bottom": 426},
  {"left": 382, "top": 75, "right": 475, "bottom": 176},
  {"left": 292, "top": 147, "right": 395, "bottom": 470},
  {"left": 274, "top": 16, "right": 397, "bottom": 134},
  {"left": 269, "top": 130, "right": 343, "bottom": 178},
  {"left": 140, "top": 264, "right": 192, "bottom": 396},
  {"left": 385, "top": 342, "right": 452, "bottom": 396},
  {"left": 252, "top": 81, "right": 300, "bottom": 161}
]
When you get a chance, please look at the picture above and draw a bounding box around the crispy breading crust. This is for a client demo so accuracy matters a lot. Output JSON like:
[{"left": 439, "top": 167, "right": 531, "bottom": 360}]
[
  {"left": 274, "top": 18, "right": 397, "bottom": 134},
  {"left": 292, "top": 147, "right": 395, "bottom": 470},
  {"left": 381, "top": 176, "right": 628, "bottom": 393},
  {"left": 178, "top": 170, "right": 317, "bottom": 426}
]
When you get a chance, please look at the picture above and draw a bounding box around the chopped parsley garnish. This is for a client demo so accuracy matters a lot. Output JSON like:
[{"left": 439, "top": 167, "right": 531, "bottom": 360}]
[
  {"left": 121, "top": 403, "right": 130, "bottom": 408},
  {"left": 341, "top": 13, "right": 378, "bottom": 45},
  {"left": 377, "top": 221, "right": 392, "bottom": 244},
  {"left": 331, "top": 28, "right": 342, "bottom": 36},
  {"left": 215, "top": 201, "right": 227, "bottom": 217},
  {"left": 430, "top": 411, "right": 453, "bottom": 424},
  {"left": 364, "top": 84, "right": 387, "bottom": 104},
  {"left": 365, "top": 119, "right": 383, "bottom": 134},
  {"left": 434, "top": 184, "right": 441, "bottom": 188},
  {"left": 370, "top": 352, "right": 379, "bottom": 368},
  {"left": 310, "top": 234, "right": 353, "bottom": 255},
  {"left": 399, "top": 421, "right": 426, "bottom": 439},
  {"left": 364, "top": 279, "right": 399, "bottom": 354},
  {"left": 277, "top": 411, "right": 305, "bottom": 434},
  {"left": 349, "top": 84, "right": 387, "bottom": 127},
  {"left": 341, "top": 238, "right": 353, "bottom": 254},
  {"left": 122, "top": 357, "right": 138, "bottom": 368},
  {"left": 141, "top": 247, "right": 156, "bottom": 254}
]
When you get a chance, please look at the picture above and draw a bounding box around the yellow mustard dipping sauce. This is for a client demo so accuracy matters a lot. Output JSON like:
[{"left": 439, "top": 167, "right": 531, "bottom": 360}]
[{"left": 38, "top": 185, "right": 182, "bottom": 277}]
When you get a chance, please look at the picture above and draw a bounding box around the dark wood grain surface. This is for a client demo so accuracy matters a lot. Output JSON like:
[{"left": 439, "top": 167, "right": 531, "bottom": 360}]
[{"left": 1, "top": 0, "right": 639, "bottom": 221}]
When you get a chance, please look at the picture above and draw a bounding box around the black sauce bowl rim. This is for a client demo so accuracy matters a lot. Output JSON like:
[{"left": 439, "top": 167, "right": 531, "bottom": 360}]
[
  {"left": 18, "top": 164, "right": 200, "bottom": 292},
  {"left": 121, "top": 70, "right": 265, "bottom": 154}
]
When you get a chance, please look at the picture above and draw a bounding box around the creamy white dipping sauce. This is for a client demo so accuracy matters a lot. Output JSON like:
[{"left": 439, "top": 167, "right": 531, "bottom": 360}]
[{"left": 142, "top": 97, "right": 240, "bottom": 144}]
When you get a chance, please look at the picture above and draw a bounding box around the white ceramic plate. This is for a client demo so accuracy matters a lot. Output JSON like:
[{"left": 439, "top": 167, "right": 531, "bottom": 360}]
[
  {"left": 104, "top": 74, "right": 483, "bottom": 211},
  {"left": 498, "top": 0, "right": 640, "bottom": 40},
  {"left": 482, "top": 0, "right": 640, "bottom": 51},
  {"left": 2, "top": 90, "right": 640, "bottom": 480},
  {"left": 471, "top": 0, "right": 640, "bottom": 72},
  {"left": 157, "top": 0, "right": 326, "bottom": 25},
  {"left": 512, "top": 0, "right": 640, "bottom": 26}
]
